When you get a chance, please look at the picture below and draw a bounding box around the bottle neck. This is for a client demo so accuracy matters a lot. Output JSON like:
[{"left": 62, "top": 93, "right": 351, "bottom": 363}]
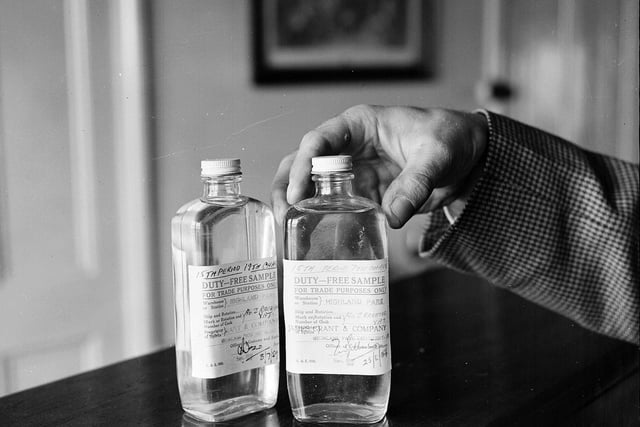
[
  {"left": 202, "top": 174, "right": 242, "bottom": 200},
  {"left": 312, "top": 172, "right": 354, "bottom": 197}
]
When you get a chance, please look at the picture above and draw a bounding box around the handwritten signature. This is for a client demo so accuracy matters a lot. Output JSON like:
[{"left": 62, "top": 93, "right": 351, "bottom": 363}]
[
  {"left": 236, "top": 336, "right": 262, "bottom": 356},
  {"left": 329, "top": 334, "right": 362, "bottom": 358},
  {"left": 236, "top": 336, "right": 279, "bottom": 364}
]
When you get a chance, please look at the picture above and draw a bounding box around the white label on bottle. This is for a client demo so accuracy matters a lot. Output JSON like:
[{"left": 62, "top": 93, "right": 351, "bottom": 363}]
[
  {"left": 188, "top": 257, "right": 279, "bottom": 378},
  {"left": 283, "top": 259, "right": 391, "bottom": 376}
]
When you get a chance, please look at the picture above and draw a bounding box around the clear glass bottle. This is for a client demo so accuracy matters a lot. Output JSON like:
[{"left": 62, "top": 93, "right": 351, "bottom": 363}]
[
  {"left": 283, "top": 155, "right": 391, "bottom": 424},
  {"left": 172, "top": 159, "right": 279, "bottom": 422}
]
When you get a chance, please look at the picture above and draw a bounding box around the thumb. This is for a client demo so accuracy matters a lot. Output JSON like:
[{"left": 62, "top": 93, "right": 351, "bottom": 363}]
[{"left": 382, "top": 157, "right": 441, "bottom": 228}]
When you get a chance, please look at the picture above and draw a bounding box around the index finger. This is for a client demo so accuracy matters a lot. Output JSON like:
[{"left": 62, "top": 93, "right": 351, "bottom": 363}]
[
  {"left": 271, "top": 151, "right": 297, "bottom": 225},
  {"left": 287, "top": 109, "right": 368, "bottom": 204}
]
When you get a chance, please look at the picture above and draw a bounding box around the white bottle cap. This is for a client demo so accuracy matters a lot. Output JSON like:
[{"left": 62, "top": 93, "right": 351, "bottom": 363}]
[
  {"left": 201, "top": 158, "right": 242, "bottom": 176},
  {"left": 311, "top": 155, "right": 353, "bottom": 174}
]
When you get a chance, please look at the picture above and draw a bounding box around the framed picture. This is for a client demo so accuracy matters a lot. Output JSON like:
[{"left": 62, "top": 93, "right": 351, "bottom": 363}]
[{"left": 252, "top": 0, "right": 434, "bottom": 84}]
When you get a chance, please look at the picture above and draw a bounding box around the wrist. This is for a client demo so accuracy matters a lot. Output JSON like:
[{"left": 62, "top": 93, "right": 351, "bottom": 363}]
[
  {"left": 443, "top": 112, "right": 488, "bottom": 223},
  {"left": 469, "top": 111, "right": 488, "bottom": 178}
]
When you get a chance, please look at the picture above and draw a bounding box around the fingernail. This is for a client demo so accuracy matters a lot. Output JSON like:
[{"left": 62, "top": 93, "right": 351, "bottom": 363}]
[
  {"left": 389, "top": 196, "right": 414, "bottom": 227},
  {"left": 286, "top": 187, "right": 296, "bottom": 205}
]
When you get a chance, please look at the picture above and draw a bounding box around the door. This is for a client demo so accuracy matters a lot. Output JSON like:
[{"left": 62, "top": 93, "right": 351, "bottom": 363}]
[
  {"left": 0, "top": 0, "right": 158, "bottom": 396},
  {"left": 478, "top": 0, "right": 638, "bottom": 162}
]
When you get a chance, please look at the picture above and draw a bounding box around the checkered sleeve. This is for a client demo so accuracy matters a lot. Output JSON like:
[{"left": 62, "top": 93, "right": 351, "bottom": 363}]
[{"left": 419, "top": 110, "right": 639, "bottom": 344}]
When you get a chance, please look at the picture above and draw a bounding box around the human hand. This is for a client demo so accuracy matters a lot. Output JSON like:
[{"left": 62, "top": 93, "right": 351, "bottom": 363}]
[{"left": 271, "top": 105, "right": 488, "bottom": 228}]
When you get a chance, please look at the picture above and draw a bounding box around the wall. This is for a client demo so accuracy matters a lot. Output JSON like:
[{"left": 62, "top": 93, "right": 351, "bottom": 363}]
[
  {"left": 151, "top": 0, "right": 485, "bottom": 342},
  {"left": 0, "top": 0, "right": 154, "bottom": 396}
]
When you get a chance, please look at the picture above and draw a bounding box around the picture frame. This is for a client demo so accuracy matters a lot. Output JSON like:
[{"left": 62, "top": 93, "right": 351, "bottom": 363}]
[{"left": 252, "top": 0, "right": 434, "bottom": 84}]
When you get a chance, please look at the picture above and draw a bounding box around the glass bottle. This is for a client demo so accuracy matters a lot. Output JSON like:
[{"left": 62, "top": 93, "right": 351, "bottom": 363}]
[
  {"left": 283, "top": 155, "right": 391, "bottom": 424},
  {"left": 172, "top": 159, "right": 279, "bottom": 422}
]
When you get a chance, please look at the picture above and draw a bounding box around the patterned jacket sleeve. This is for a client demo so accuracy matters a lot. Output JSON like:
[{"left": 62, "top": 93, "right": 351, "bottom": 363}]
[{"left": 419, "top": 110, "right": 639, "bottom": 344}]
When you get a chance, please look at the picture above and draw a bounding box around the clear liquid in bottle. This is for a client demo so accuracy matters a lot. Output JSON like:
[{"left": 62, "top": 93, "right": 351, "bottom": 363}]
[
  {"left": 172, "top": 159, "right": 279, "bottom": 422},
  {"left": 284, "top": 155, "right": 391, "bottom": 424}
]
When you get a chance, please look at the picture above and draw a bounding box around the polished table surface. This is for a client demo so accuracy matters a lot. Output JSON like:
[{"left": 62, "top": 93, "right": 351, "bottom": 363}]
[{"left": 1, "top": 269, "right": 638, "bottom": 426}]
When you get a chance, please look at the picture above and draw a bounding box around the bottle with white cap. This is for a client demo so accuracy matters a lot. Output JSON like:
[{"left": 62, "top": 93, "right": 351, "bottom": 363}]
[
  {"left": 171, "top": 159, "right": 279, "bottom": 422},
  {"left": 283, "top": 155, "right": 391, "bottom": 423}
]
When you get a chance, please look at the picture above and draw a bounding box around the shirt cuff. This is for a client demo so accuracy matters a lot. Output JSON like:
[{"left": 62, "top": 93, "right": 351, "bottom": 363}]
[{"left": 442, "top": 205, "right": 456, "bottom": 224}]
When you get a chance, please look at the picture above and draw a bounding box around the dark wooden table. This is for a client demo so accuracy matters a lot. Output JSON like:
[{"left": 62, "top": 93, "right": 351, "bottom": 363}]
[{"left": 1, "top": 269, "right": 637, "bottom": 426}]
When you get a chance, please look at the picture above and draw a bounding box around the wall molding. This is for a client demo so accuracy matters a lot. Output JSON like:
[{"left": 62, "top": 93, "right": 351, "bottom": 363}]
[
  {"left": 0, "top": 90, "right": 8, "bottom": 283},
  {"left": 64, "top": 0, "right": 99, "bottom": 277},
  {"left": 111, "top": 0, "right": 159, "bottom": 357},
  {"left": 4, "top": 334, "right": 102, "bottom": 394},
  {"left": 0, "top": 357, "right": 8, "bottom": 395}
]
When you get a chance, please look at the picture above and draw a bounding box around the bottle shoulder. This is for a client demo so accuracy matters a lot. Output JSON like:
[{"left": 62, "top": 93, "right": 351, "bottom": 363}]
[
  {"left": 289, "top": 195, "right": 383, "bottom": 215},
  {"left": 284, "top": 195, "right": 388, "bottom": 261},
  {"left": 173, "top": 196, "right": 274, "bottom": 225},
  {"left": 175, "top": 195, "right": 273, "bottom": 211}
]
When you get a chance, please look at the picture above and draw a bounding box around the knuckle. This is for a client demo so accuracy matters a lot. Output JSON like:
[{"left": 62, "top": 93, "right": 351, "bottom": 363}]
[
  {"left": 344, "top": 104, "right": 376, "bottom": 118},
  {"left": 299, "top": 129, "right": 329, "bottom": 152}
]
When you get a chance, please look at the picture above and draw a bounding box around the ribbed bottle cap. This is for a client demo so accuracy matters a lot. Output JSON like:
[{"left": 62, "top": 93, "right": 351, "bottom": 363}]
[
  {"left": 201, "top": 158, "right": 241, "bottom": 176},
  {"left": 311, "top": 155, "right": 353, "bottom": 174}
]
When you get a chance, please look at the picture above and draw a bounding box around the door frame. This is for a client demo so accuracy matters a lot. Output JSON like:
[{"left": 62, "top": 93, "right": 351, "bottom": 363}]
[{"left": 111, "top": 0, "right": 160, "bottom": 357}]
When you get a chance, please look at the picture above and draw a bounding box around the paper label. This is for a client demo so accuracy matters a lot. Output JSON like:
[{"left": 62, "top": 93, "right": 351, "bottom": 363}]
[
  {"left": 283, "top": 259, "right": 391, "bottom": 376},
  {"left": 188, "top": 257, "right": 279, "bottom": 378}
]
